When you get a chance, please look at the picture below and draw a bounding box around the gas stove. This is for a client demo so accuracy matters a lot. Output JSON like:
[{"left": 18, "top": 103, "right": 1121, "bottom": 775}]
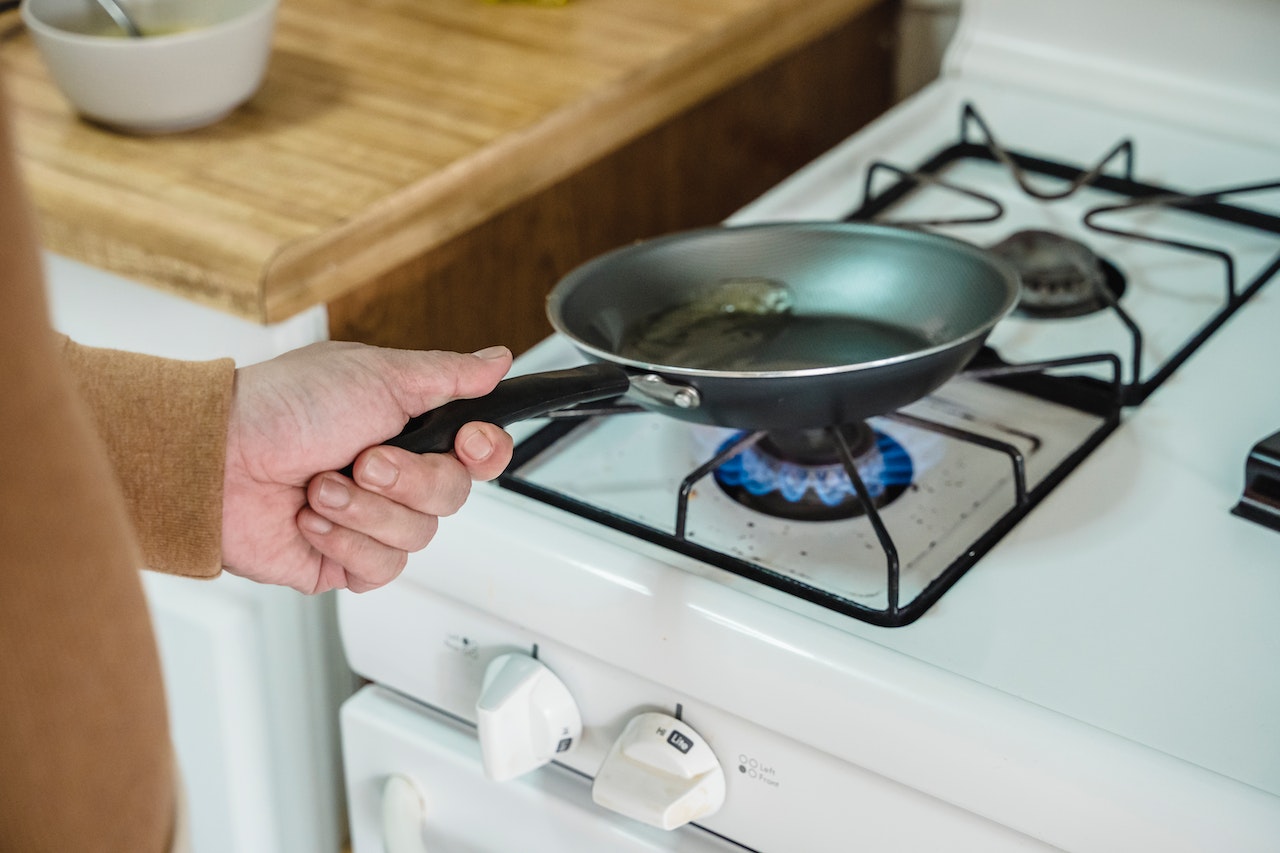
[{"left": 340, "top": 2, "right": 1280, "bottom": 851}]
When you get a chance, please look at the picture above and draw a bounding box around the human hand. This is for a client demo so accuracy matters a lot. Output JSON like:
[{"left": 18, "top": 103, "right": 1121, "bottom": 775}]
[{"left": 220, "top": 341, "right": 515, "bottom": 594}]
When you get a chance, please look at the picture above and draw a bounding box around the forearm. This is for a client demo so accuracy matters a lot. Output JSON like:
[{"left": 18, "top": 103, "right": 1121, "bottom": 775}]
[{"left": 58, "top": 337, "right": 235, "bottom": 577}]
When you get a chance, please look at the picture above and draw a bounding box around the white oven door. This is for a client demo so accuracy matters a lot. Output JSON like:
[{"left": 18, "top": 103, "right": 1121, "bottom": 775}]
[{"left": 343, "top": 686, "right": 746, "bottom": 853}]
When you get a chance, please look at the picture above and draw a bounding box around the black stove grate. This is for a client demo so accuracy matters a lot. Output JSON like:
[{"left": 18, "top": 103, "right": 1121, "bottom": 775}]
[
  {"left": 500, "top": 353, "right": 1120, "bottom": 627},
  {"left": 850, "top": 102, "right": 1280, "bottom": 404}
]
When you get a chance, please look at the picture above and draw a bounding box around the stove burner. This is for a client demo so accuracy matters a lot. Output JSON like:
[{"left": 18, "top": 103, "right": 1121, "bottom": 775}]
[
  {"left": 713, "top": 423, "right": 913, "bottom": 521},
  {"left": 991, "top": 230, "right": 1126, "bottom": 319}
]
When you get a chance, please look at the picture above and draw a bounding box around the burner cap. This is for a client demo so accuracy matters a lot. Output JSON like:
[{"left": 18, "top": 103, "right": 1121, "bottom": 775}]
[
  {"left": 990, "top": 230, "right": 1124, "bottom": 319},
  {"left": 714, "top": 424, "right": 912, "bottom": 521},
  {"left": 757, "top": 423, "right": 876, "bottom": 466}
]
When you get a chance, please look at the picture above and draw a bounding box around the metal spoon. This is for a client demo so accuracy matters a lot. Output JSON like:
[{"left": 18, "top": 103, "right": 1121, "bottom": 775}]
[{"left": 94, "top": 0, "right": 143, "bottom": 37}]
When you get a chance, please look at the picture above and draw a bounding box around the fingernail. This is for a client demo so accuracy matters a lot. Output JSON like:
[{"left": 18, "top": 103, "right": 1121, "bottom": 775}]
[
  {"left": 472, "top": 345, "right": 510, "bottom": 360},
  {"left": 461, "top": 426, "right": 494, "bottom": 461},
  {"left": 300, "top": 513, "right": 333, "bottom": 535},
  {"left": 361, "top": 451, "right": 398, "bottom": 488},
  {"left": 317, "top": 477, "right": 350, "bottom": 509}
]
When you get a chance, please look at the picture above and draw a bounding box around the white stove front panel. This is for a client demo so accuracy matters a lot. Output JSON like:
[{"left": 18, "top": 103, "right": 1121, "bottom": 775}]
[
  {"left": 343, "top": 687, "right": 745, "bottom": 853},
  {"left": 341, "top": 597, "right": 1060, "bottom": 853}
]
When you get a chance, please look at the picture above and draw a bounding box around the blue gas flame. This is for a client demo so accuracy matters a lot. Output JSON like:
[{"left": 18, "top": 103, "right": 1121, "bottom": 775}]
[{"left": 715, "top": 430, "right": 913, "bottom": 507}]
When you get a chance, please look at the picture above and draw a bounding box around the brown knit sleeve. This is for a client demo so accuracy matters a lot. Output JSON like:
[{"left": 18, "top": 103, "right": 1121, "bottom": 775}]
[{"left": 58, "top": 337, "right": 235, "bottom": 578}]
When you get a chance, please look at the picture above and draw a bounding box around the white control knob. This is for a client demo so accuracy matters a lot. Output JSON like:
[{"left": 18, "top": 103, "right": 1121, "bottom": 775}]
[
  {"left": 475, "top": 653, "right": 582, "bottom": 781},
  {"left": 381, "top": 775, "right": 429, "bottom": 853},
  {"left": 591, "top": 711, "right": 726, "bottom": 830}
]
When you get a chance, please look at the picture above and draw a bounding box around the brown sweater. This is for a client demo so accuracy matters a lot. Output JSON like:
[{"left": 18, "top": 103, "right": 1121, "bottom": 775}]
[{"left": 1, "top": 88, "right": 233, "bottom": 852}]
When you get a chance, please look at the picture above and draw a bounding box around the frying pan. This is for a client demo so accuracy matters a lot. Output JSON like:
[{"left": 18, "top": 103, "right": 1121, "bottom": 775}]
[{"left": 372, "top": 222, "right": 1020, "bottom": 457}]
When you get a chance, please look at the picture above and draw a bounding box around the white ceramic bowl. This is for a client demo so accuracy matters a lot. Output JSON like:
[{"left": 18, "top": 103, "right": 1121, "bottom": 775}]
[{"left": 21, "top": 0, "right": 277, "bottom": 133}]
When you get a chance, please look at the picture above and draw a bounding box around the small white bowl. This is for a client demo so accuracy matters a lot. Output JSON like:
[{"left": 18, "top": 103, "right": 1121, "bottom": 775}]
[{"left": 21, "top": 0, "right": 277, "bottom": 134}]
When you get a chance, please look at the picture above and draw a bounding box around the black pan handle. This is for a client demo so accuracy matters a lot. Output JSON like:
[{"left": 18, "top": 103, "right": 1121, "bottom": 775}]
[{"left": 338, "top": 362, "right": 631, "bottom": 476}]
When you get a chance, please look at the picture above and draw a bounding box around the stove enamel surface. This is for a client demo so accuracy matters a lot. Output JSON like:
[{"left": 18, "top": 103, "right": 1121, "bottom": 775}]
[{"left": 341, "top": 3, "right": 1280, "bottom": 850}]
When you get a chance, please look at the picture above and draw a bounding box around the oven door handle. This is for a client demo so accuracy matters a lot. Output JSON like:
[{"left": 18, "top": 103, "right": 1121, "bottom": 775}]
[{"left": 382, "top": 775, "right": 430, "bottom": 853}]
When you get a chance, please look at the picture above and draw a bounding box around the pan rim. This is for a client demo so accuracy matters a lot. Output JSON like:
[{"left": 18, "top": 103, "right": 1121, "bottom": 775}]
[{"left": 545, "top": 221, "right": 1022, "bottom": 381}]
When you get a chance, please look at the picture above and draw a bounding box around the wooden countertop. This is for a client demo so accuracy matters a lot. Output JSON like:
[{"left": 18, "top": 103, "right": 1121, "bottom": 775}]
[{"left": 0, "top": 0, "right": 882, "bottom": 324}]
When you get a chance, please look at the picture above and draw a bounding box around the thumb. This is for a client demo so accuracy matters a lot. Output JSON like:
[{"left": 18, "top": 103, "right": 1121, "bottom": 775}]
[{"left": 388, "top": 345, "right": 514, "bottom": 418}]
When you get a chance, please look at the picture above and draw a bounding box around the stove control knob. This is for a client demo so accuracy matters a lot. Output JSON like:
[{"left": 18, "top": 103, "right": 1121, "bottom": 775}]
[
  {"left": 592, "top": 711, "right": 726, "bottom": 830},
  {"left": 475, "top": 653, "right": 582, "bottom": 781}
]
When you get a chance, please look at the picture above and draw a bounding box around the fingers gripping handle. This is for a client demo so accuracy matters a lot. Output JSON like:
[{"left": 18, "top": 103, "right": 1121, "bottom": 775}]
[{"left": 339, "top": 363, "right": 631, "bottom": 476}]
